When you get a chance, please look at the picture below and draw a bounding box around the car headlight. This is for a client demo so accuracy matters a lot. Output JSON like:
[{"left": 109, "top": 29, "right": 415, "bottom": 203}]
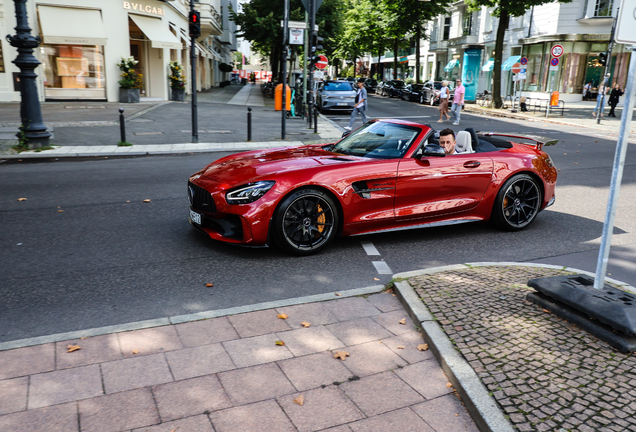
[
  {"left": 226, "top": 181, "right": 275, "bottom": 204},
  {"left": 323, "top": 95, "right": 330, "bottom": 100}
]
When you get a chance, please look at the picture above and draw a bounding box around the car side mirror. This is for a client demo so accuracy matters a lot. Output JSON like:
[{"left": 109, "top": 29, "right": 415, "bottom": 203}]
[
  {"left": 341, "top": 130, "right": 352, "bottom": 139},
  {"left": 422, "top": 144, "right": 446, "bottom": 157}
]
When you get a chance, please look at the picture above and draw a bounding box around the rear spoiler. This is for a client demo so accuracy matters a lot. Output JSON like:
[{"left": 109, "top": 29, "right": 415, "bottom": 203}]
[{"left": 480, "top": 132, "right": 559, "bottom": 151}]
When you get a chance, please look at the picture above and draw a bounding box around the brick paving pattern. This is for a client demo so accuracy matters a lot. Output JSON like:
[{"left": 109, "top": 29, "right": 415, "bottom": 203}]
[
  {"left": 410, "top": 265, "right": 636, "bottom": 432},
  {"left": 0, "top": 293, "right": 478, "bottom": 431}
]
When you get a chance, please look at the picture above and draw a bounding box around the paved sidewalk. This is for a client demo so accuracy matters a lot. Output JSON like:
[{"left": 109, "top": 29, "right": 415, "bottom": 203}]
[{"left": 0, "top": 292, "right": 478, "bottom": 432}]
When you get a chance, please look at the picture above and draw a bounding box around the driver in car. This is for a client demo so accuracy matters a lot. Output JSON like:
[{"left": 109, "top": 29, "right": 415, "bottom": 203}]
[{"left": 439, "top": 128, "right": 456, "bottom": 155}]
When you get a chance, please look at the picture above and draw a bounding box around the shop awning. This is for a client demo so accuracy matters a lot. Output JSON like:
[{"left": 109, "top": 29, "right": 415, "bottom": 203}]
[
  {"left": 38, "top": 5, "right": 107, "bottom": 46},
  {"left": 501, "top": 55, "right": 521, "bottom": 71},
  {"left": 444, "top": 59, "right": 460, "bottom": 72},
  {"left": 482, "top": 58, "right": 494, "bottom": 72},
  {"left": 129, "top": 14, "right": 181, "bottom": 50}
]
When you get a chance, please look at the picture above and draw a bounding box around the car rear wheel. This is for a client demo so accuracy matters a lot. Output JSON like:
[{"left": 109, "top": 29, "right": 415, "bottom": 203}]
[
  {"left": 273, "top": 188, "right": 339, "bottom": 255},
  {"left": 492, "top": 174, "right": 542, "bottom": 231}
]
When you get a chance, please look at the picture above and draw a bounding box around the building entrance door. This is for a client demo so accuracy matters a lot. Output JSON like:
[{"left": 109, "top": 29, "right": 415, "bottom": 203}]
[{"left": 129, "top": 41, "right": 146, "bottom": 96}]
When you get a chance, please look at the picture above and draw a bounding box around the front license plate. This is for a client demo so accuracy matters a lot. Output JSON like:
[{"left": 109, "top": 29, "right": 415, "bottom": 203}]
[
  {"left": 190, "top": 210, "right": 201, "bottom": 225},
  {"left": 336, "top": 103, "right": 348, "bottom": 106}
]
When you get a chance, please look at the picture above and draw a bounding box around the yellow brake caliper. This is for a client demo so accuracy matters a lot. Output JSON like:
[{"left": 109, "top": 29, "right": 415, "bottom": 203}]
[{"left": 316, "top": 204, "right": 325, "bottom": 233}]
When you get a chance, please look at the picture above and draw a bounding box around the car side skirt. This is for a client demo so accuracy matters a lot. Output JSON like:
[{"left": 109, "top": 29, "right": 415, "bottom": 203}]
[{"left": 350, "top": 217, "right": 481, "bottom": 237}]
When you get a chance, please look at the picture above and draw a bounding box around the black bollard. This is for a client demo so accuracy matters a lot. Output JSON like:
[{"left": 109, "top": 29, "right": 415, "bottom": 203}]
[
  {"left": 314, "top": 106, "right": 318, "bottom": 134},
  {"left": 247, "top": 107, "right": 252, "bottom": 142},
  {"left": 119, "top": 108, "right": 126, "bottom": 143},
  {"left": 308, "top": 102, "right": 313, "bottom": 129}
]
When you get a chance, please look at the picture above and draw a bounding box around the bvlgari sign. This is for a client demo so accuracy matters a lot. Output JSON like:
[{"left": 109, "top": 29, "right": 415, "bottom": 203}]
[{"left": 123, "top": 2, "right": 166, "bottom": 16}]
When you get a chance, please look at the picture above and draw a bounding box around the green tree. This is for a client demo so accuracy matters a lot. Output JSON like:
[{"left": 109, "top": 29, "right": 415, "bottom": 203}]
[{"left": 465, "top": 0, "right": 572, "bottom": 108}]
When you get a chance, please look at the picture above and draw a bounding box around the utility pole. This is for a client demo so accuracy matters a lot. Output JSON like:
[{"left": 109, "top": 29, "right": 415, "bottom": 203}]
[
  {"left": 597, "top": 8, "right": 619, "bottom": 125},
  {"left": 281, "top": 0, "right": 289, "bottom": 139},
  {"left": 303, "top": 10, "right": 309, "bottom": 118},
  {"left": 189, "top": 0, "right": 199, "bottom": 143},
  {"left": 7, "top": 0, "right": 51, "bottom": 149},
  {"left": 308, "top": 0, "right": 316, "bottom": 128}
]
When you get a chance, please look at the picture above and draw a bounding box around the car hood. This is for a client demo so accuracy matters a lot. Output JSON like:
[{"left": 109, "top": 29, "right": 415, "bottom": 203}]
[
  {"left": 199, "top": 146, "right": 360, "bottom": 185},
  {"left": 321, "top": 90, "right": 355, "bottom": 97}
]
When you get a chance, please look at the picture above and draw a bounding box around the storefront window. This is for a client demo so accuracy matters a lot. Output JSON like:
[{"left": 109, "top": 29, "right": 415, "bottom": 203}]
[
  {"left": 522, "top": 43, "right": 544, "bottom": 92},
  {"left": 561, "top": 42, "right": 587, "bottom": 94},
  {"left": 40, "top": 44, "right": 106, "bottom": 99}
]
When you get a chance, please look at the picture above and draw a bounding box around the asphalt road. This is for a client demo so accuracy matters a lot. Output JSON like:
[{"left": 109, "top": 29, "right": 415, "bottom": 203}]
[{"left": 2, "top": 97, "right": 635, "bottom": 342}]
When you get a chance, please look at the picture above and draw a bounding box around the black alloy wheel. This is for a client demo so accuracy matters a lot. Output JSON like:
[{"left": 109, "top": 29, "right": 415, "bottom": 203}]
[
  {"left": 492, "top": 174, "right": 542, "bottom": 231},
  {"left": 273, "top": 188, "right": 339, "bottom": 255}
]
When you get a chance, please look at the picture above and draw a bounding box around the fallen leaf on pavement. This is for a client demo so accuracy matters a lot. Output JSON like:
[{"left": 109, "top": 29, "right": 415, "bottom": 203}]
[
  {"left": 275, "top": 340, "right": 285, "bottom": 346},
  {"left": 373, "top": 278, "right": 379, "bottom": 281},
  {"left": 67, "top": 344, "right": 81, "bottom": 353},
  {"left": 57, "top": 210, "right": 64, "bottom": 213},
  {"left": 277, "top": 313, "right": 288, "bottom": 320},
  {"left": 126, "top": 200, "right": 131, "bottom": 203},
  {"left": 169, "top": 428, "right": 178, "bottom": 432},
  {"left": 300, "top": 321, "right": 311, "bottom": 328},
  {"left": 293, "top": 395, "right": 305, "bottom": 406},
  {"left": 417, "top": 344, "right": 429, "bottom": 351},
  {"left": 132, "top": 349, "right": 139, "bottom": 354},
  {"left": 399, "top": 318, "right": 406, "bottom": 325},
  {"left": 397, "top": 345, "right": 405, "bottom": 349},
  {"left": 17, "top": 198, "right": 27, "bottom": 201},
  {"left": 335, "top": 292, "right": 342, "bottom": 296},
  {"left": 542, "top": 309, "right": 551, "bottom": 313},
  {"left": 446, "top": 382, "right": 453, "bottom": 388},
  {"left": 205, "top": 283, "right": 214, "bottom": 287},
  {"left": 80, "top": 337, "right": 88, "bottom": 340},
  {"left": 143, "top": 199, "right": 151, "bottom": 203},
  {"left": 333, "top": 351, "right": 349, "bottom": 360}
]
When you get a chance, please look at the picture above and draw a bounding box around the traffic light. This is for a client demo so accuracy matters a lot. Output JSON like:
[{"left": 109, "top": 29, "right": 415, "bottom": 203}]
[
  {"left": 311, "top": 34, "right": 324, "bottom": 53},
  {"left": 189, "top": 11, "right": 201, "bottom": 38},
  {"left": 599, "top": 52, "right": 607, "bottom": 67}
]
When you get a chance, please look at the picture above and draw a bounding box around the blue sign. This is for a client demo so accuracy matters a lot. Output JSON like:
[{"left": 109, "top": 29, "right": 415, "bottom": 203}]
[
  {"left": 461, "top": 49, "right": 482, "bottom": 101},
  {"left": 551, "top": 58, "right": 559, "bottom": 66}
]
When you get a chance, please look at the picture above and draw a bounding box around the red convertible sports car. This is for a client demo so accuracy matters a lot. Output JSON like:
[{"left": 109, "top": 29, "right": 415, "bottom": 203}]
[{"left": 188, "top": 119, "right": 558, "bottom": 255}]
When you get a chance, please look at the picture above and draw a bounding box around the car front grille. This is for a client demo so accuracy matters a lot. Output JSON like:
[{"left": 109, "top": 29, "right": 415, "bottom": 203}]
[{"left": 188, "top": 181, "right": 216, "bottom": 213}]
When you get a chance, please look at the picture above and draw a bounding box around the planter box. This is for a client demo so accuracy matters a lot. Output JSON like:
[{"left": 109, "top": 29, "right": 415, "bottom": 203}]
[
  {"left": 119, "top": 88, "right": 140, "bottom": 103},
  {"left": 171, "top": 88, "right": 186, "bottom": 102}
]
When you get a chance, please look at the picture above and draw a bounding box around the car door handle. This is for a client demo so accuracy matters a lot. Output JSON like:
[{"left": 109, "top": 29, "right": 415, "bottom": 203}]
[{"left": 463, "top": 161, "right": 481, "bottom": 168}]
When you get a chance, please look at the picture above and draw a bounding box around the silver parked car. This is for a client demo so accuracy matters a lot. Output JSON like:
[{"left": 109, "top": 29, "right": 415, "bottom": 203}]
[{"left": 316, "top": 80, "right": 356, "bottom": 113}]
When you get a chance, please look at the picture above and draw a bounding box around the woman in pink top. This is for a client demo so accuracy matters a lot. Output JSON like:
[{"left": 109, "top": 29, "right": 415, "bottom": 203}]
[{"left": 451, "top": 78, "right": 465, "bottom": 125}]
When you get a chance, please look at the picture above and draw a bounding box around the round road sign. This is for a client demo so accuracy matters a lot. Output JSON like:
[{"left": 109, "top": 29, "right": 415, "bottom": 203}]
[
  {"left": 315, "top": 55, "right": 328, "bottom": 70},
  {"left": 520, "top": 57, "right": 528, "bottom": 65},
  {"left": 551, "top": 45, "right": 564, "bottom": 57},
  {"left": 551, "top": 58, "right": 559, "bottom": 67},
  {"left": 511, "top": 63, "right": 522, "bottom": 74}
]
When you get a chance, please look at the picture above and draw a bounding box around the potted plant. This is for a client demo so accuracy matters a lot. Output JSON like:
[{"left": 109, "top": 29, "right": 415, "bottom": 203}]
[
  {"left": 168, "top": 61, "right": 186, "bottom": 101},
  {"left": 117, "top": 57, "right": 142, "bottom": 103}
]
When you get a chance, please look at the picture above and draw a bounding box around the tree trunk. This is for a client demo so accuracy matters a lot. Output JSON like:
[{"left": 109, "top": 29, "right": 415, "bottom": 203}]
[
  {"left": 270, "top": 46, "right": 280, "bottom": 83},
  {"left": 493, "top": 10, "right": 509, "bottom": 109},
  {"left": 378, "top": 48, "right": 382, "bottom": 80},
  {"left": 334, "top": 58, "right": 339, "bottom": 79},
  {"left": 415, "top": 26, "right": 421, "bottom": 84},
  {"left": 393, "top": 38, "right": 398, "bottom": 80}
]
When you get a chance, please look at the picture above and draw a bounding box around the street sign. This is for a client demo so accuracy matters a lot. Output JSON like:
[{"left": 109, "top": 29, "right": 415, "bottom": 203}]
[
  {"left": 289, "top": 28, "right": 303, "bottom": 45},
  {"left": 511, "top": 62, "right": 521, "bottom": 74},
  {"left": 615, "top": 0, "right": 636, "bottom": 44},
  {"left": 315, "top": 54, "right": 328, "bottom": 70},
  {"left": 280, "top": 21, "right": 318, "bottom": 31},
  {"left": 300, "top": 0, "right": 324, "bottom": 12},
  {"left": 313, "top": 70, "right": 325, "bottom": 80},
  {"left": 551, "top": 45, "right": 564, "bottom": 57},
  {"left": 520, "top": 57, "right": 528, "bottom": 65},
  {"left": 551, "top": 58, "right": 559, "bottom": 66},
  {"left": 518, "top": 72, "right": 527, "bottom": 80}
]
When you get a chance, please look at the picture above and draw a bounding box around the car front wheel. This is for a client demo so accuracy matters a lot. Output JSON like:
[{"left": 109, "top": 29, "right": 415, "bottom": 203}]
[
  {"left": 420, "top": 95, "right": 425, "bottom": 104},
  {"left": 491, "top": 174, "right": 542, "bottom": 231},
  {"left": 273, "top": 188, "right": 339, "bottom": 255}
]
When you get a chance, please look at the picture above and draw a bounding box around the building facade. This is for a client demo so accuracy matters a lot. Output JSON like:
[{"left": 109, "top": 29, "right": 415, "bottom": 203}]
[{"left": 0, "top": 0, "right": 224, "bottom": 103}]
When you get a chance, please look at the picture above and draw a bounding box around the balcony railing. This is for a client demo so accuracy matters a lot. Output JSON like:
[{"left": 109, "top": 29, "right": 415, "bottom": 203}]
[{"left": 447, "top": 35, "right": 478, "bottom": 46}]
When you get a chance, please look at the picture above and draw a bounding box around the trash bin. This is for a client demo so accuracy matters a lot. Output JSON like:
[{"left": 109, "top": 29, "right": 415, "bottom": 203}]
[{"left": 275, "top": 84, "right": 292, "bottom": 112}]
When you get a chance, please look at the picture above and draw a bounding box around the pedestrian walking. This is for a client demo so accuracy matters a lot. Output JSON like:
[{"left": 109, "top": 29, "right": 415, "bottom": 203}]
[
  {"left": 593, "top": 82, "right": 609, "bottom": 117},
  {"left": 608, "top": 83, "right": 624, "bottom": 118},
  {"left": 437, "top": 81, "right": 451, "bottom": 122},
  {"left": 451, "top": 78, "right": 465, "bottom": 126},
  {"left": 345, "top": 79, "right": 367, "bottom": 131}
]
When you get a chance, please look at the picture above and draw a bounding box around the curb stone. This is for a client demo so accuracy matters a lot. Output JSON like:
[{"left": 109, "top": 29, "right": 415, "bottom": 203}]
[{"left": 391, "top": 262, "right": 635, "bottom": 432}]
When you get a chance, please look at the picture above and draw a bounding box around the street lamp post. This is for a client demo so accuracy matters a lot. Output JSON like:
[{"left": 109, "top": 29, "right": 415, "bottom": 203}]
[{"left": 6, "top": 0, "right": 51, "bottom": 149}]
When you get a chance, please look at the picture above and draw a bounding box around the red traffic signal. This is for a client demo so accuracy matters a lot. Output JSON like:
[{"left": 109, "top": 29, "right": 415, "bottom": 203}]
[{"left": 189, "top": 11, "right": 201, "bottom": 38}]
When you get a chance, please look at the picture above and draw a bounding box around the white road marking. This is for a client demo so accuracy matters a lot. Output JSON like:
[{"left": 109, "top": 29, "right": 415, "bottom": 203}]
[
  {"left": 373, "top": 261, "right": 393, "bottom": 274},
  {"left": 361, "top": 241, "right": 380, "bottom": 256}
]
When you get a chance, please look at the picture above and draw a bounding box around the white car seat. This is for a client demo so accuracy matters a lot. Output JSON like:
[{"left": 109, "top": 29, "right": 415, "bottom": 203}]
[{"left": 455, "top": 131, "right": 474, "bottom": 153}]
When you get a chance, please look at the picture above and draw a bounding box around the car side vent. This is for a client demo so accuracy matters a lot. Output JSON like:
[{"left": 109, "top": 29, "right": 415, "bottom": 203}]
[
  {"left": 188, "top": 181, "right": 216, "bottom": 213},
  {"left": 352, "top": 181, "right": 371, "bottom": 199},
  {"left": 331, "top": 157, "right": 354, "bottom": 162}
]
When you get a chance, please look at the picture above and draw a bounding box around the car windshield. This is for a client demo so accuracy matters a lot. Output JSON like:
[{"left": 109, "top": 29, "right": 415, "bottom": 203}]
[
  {"left": 332, "top": 122, "right": 421, "bottom": 159},
  {"left": 324, "top": 82, "right": 354, "bottom": 91},
  {"left": 393, "top": 81, "right": 405, "bottom": 88},
  {"left": 411, "top": 84, "right": 423, "bottom": 91},
  {"left": 367, "top": 80, "right": 377, "bottom": 85}
]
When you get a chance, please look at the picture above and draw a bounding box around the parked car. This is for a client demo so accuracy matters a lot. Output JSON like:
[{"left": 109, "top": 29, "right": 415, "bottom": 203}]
[
  {"left": 400, "top": 83, "right": 425, "bottom": 102},
  {"left": 316, "top": 80, "right": 356, "bottom": 113},
  {"left": 187, "top": 119, "right": 558, "bottom": 255},
  {"left": 379, "top": 80, "right": 405, "bottom": 98},
  {"left": 363, "top": 79, "right": 378, "bottom": 94},
  {"left": 421, "top": 80, "right": 455, "bottom": 105}
]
